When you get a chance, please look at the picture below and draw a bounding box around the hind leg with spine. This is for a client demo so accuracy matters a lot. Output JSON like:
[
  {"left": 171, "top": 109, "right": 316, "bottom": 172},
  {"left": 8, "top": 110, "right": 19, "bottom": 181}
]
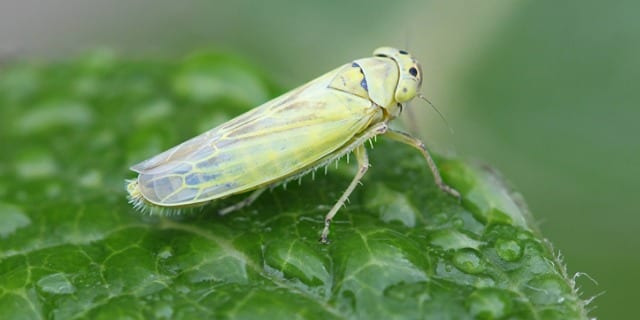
[{"left": 320, "top": 144, "right": 369, "bottom": 244}]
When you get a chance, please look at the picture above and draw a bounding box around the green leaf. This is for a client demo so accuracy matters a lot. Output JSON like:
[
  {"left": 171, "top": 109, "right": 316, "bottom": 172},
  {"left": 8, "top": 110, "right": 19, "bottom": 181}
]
[{"left": 0, "top": 50, "right": 590, "bottom": 319}]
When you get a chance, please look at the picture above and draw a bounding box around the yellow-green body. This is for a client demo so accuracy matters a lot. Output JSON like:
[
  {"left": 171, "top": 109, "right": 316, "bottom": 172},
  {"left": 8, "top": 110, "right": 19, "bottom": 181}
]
[{"left": 127, "top": 47, "right": 458, "bottom": 242}]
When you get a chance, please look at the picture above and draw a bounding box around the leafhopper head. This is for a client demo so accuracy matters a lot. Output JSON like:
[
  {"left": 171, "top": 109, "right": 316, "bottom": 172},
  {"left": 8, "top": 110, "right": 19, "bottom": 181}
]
[{"left": 373, "top": 47, "right": 423, "bottom": 103}]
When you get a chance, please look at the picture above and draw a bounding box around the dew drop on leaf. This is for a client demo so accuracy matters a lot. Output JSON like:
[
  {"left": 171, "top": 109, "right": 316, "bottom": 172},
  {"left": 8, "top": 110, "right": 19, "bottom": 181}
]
[
  {"left": 452, "top": 249, "right": 484, "bottom": 274},
  {"left": 428, "top": 229, "right": 484, "bottom": 251},
  {"left": 495, "top": 238, "right": 523, "bottom": 262}
]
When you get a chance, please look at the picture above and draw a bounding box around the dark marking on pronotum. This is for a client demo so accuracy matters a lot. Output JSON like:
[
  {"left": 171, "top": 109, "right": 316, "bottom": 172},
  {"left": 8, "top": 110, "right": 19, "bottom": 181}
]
[
  {"left": 409, "top": 67, "right": 418, "bottom": 77},
  {"left": 348, "top": 62, "right": 367, "bottom": 91}
]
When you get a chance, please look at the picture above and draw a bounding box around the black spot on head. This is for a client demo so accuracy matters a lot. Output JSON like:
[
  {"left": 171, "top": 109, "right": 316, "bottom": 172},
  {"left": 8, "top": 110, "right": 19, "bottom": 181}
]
[
  {"left": 399, "top": 50, "right": 409, "bottom": 55},
  {"left": 375, "top": 54, "right": 388, "bottom": 58},
  {"left": 409, "top": 67, "right": 418, "bottom": 77}
]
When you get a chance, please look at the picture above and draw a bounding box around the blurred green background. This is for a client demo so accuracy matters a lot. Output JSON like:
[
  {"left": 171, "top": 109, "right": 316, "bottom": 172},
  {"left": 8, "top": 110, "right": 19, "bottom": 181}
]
[{"left": 1, "top": 1, "right": 637, "bottom": 318}]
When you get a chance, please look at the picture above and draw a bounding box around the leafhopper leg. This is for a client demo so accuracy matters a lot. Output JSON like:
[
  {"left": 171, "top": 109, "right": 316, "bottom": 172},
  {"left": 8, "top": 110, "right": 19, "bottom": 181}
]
[
  {"left": 218, "top": 188, "right": 268, "bottom": 215},
  {"left": 384, "top": 129, "right": 461, "bottom": 200},
  {"left": 320, "top": 144, "right": 369, "bottom": 244}
]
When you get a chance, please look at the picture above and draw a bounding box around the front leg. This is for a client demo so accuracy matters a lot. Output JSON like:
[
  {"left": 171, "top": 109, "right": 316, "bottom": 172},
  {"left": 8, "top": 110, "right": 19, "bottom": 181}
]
[{"left": 384, "top": 129, "right": 460, "bottom": 199}]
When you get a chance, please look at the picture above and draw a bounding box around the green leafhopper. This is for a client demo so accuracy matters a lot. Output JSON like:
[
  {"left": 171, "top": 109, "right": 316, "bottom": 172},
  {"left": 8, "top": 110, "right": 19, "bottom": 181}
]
[{"left": 126, "top": 47, "right": 460, "bottom": 243}]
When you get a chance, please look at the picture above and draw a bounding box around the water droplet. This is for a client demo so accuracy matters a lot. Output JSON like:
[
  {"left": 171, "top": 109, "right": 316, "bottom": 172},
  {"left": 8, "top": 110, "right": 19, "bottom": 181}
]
[
  {"left": 37, "top": 273, "right": 76, "bottom": 295},
  {"left": 495, "top": 238, "right": 523, "bottom": 262},
  {"left": 435, "top": 259, "right": 495, "bottom": 288},
  {"left": 383, "top": 281, "right": 430, "bottom": 301},
  {"left": 429, "top": 229, "right": 483, "bottom": 250},
  {"left": 15, "top": 150, "right": 58, "bottom": 179},
  {"left": 16, "top": 101, "right": 94, "bottom": 134},
  {"left": 0, "top": 202, "right": 31, "bottom": 237},
  {"left": 452, "top": 249, "right": 484, "bottom": 274},
  {"left": 466, "top": 288, "right": 511, "bottom": 319}
]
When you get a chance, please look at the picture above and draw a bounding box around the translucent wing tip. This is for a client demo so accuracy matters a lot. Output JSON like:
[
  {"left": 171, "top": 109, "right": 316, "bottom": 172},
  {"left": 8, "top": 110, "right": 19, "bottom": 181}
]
[
  {"left": 125, "top": 179, "right": 149, "bottom": 212},
  {"left": 129, "top": 159, "right": 153, "bottom": 173},
  {"left": 125, "top": 178, "right": 190, "bottom": 216}
]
